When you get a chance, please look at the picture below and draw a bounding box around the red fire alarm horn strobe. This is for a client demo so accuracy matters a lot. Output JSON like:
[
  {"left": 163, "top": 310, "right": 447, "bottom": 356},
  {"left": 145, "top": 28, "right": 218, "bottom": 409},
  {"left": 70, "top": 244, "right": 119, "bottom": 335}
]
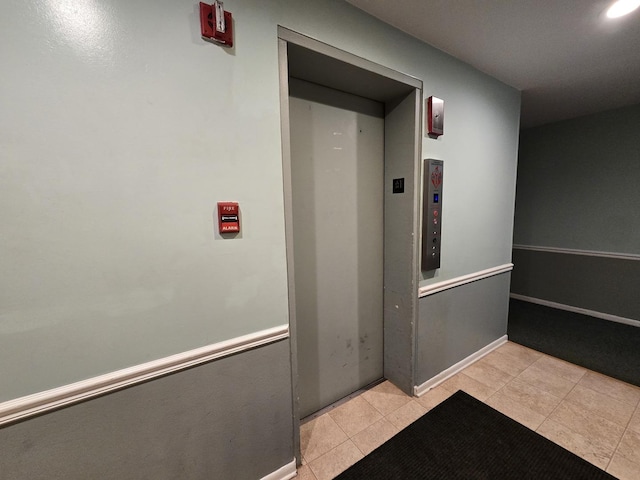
[
  {"left": 427, "top": 96, "right": 444, "bottom": 137},
  {"left": 200, "top": 1, "right": 233, "bottom": 47}
]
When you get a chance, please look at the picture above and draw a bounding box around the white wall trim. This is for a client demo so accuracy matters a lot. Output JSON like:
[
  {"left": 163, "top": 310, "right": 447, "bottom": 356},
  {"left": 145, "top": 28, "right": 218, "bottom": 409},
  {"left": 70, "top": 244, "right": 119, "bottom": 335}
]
[
  {"left": 513, "top": 244, "right": 640, "bottom": 261},
  {"left": 418, "top": 264, "right": 513, "bottom": 298},
  {"left": 510, "top": 294, "right": 640, "bottom": 328},
  {"left": 0, "top": 324, "right": 289, "bottom": 427},
  {"left": 414, "top": 335, "right": 508, "bottom": 396},
  {"left": 261, "top": 458, "right": 297, "bottom": 480}
]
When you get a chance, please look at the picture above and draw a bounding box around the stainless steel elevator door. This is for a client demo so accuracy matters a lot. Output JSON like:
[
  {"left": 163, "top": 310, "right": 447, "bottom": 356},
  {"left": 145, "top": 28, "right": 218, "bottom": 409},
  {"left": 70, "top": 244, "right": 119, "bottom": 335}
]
[{"left": 289, "top": 79, "right": 384, "bottom": 418}]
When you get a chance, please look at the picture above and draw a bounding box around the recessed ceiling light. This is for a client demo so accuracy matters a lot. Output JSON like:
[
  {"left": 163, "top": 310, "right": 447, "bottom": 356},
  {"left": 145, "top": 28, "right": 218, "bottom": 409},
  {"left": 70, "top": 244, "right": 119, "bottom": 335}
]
[{"left": 606, "top": 0, "right": 640, "bottom": 18}]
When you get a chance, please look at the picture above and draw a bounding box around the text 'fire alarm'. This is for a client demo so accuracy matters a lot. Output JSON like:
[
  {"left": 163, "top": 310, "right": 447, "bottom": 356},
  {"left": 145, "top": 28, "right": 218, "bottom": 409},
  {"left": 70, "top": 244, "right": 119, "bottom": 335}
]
[{"left": 217, "top": 202, "right": 240, "bottom": 234}]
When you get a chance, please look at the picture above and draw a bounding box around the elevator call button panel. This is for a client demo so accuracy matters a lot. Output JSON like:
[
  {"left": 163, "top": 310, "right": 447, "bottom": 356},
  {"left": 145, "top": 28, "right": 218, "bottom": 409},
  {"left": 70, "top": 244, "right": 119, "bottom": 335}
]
[{"left": 422, "top": 159, "right": 443, "bottom": 271}]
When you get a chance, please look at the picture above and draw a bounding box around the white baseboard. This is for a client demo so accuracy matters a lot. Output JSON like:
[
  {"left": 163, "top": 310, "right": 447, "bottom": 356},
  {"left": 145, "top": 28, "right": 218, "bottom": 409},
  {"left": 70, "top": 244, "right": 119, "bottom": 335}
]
[
  {"left": 261, "top": 458, "right": 297, "bottom": 480},
  {"left": 510, "top": 294, "right": 640, "bottom": 328},
  {"left": 413, "top": 335, "right": 508, "bottom": 397}
]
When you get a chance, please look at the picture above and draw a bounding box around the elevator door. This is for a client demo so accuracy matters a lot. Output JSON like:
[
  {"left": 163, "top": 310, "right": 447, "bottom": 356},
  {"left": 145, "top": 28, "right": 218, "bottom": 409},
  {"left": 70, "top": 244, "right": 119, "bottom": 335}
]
[{"left": 289, "top": 79, "right": 384, "bottom": 418}]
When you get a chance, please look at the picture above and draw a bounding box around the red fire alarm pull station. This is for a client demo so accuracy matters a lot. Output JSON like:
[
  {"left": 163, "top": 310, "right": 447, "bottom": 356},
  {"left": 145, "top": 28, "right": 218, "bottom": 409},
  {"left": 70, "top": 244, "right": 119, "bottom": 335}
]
[
  {"left": 200, "top": 1, "right": 233, "bottom": 47},
  {"left": 217, "top": 202, "right": 240, "bottom": 234},
  {"left": 427, "top": 96, "right": 444, "bottom": 137}
]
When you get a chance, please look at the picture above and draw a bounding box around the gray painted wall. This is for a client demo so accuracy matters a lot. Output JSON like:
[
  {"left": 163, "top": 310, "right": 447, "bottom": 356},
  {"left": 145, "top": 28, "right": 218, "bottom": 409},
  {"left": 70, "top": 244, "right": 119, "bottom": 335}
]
[
  {"left": 1, "top": 0, "right": 521, "bottom": 476},
  {"left": 417, "top": 273, "right": 510, "bottom": 385},
  {"left": 0, "top": 340, "right": 293, "bottom": 480},
  {"left": 513, "top": 103, "right": 640, "bottom": 319},
  {"left": 1, "top": 0, "right": 520, "bottom": 405},
  {"left": 514, "top": 103, "right": 640, "bottom": 254},
  {"left": 511, "top": 249, "right": 640, "bottom": 321}
]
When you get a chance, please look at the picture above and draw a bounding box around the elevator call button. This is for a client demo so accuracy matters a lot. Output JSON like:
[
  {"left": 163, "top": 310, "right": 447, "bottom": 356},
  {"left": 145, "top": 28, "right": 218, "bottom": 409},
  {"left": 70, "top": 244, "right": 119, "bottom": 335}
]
[{"left": 422, "top": 159, "right": 444, "bottom": 271}]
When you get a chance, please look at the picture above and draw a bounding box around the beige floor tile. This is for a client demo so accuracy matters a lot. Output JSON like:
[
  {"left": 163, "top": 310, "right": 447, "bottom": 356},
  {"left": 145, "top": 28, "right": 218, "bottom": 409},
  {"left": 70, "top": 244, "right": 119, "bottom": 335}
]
[
  {"left": 579, "top": 371, "right": 640, "bottom": 407},
  {"left": 496, "top": 342, "right": 543, "bottom": 365},
  {"left": 628, "top": 406, "right": 640, "bottom": 435},
  {"left": 565, "top": 384, "right": 636, "bottom": 428},
  {"left": 440, "top": 373, "right": 498, "bottom": 401},
  {"left": 385, "top": 400, "right": 427, "bottom": 430},
  {"left": 295, "top": 464, "right": 318, "bottom": 480},
  {"left": 607, "top": 453, "right": 640, "bottom": 480},
  {"left": 328, "top": 395, "right": 383, "bottom": 437},
  {"left": 415, "top": 385, "right": 453, "bottom": 411},
  {"left": 532, "top": 355, "right": 586, "bottom": 383},
  {"left": 498, "top": 377, "right": 562, "bottom": 417},
  {"left": 616, "top": 429, "right": 640, "bottom": 465},
  {"left": 478, "top": 350, "right": 532, "bottom": 377},
  {"left": 297, "top": 353, "right": 638, "bottom": 479},
  {"left": 537, "top": 419, "right": 613, "bottom": 470},
  {"left": 517, "top": 363, "right": 576, "bottom": 398},
  {"left": 463, "top": 359, "right": 514, "bottom": 390},
  {"left": 361, "top": 380, "right": 412, "bottom": 416},
  {"left": 308, "top": 440, "right": 363, "bottom": 480},
  {"left": 300, "top": 414, "right": 349, "bottom": 463},
  {"left": 548, "top": 400, "right": 625, "bottom": 452},
  {"left": 486, "top": 389, "right": 547, "bottom": 430},
  {"left": 351, "top": 418, "right": 399, "bottom": 456}
]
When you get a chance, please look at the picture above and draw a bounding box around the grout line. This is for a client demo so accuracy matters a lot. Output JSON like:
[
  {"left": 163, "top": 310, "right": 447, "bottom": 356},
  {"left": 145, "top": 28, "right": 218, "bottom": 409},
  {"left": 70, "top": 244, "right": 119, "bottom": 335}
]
[
  {"left": 494, "top": 345, "right": 543, "bottom": 373},
  {"left": 606, "top": 426, "right": 628, "bottom": 471},
  {"left": 566, "top": 381, "right": 637, "bottom": 429},
  {"left": 359, "top": 390, "right": 381, "bottom": 418},
  {"left": 307, "top": 437, "right": 356, "bottom": 477},
  {"left": 538, "top": 381, "right": 623, "bottom": 473},
  {"left": 606, "top": 398, "right": 640, "bottom": 471},
  {"left": 301, "top": 358, "right": 639, "bottom": 479},
  {"left": 484, "top": 372, "right": 511, "bottom": 404},
  {"left": 542, "top": 378, "right": 580, "bottom": 424},
  {"left": 326, "top": 410, "right": 350, "bottom": 440},
  {"left": 579, "top": 369, "right": 640, "bottom": 407},
  {"left": 605, "top": 411, "right": 635, "bottom": 468}
]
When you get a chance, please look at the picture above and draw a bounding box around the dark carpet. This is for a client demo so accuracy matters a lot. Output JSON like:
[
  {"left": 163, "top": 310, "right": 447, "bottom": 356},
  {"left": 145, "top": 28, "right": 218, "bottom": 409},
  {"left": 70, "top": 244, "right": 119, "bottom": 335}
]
[
  {"left": 335, "top": 390, "right": 614, "bottom": 480},
  {"left": 508, "top": 298, "right": 640, "bottom": 387}
]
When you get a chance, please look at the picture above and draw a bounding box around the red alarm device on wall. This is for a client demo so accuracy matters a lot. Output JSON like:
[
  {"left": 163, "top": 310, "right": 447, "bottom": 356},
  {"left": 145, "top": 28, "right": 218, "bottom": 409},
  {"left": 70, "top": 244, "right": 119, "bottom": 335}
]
[
  {"left": 427, "top": 96, "right": 444, "bottom": 137},
  {"left": 217, "top": 202, "right": 240, "bottom": 234},
  {"left": 200, "top": 1, "right": 233, "bottom": 47}
]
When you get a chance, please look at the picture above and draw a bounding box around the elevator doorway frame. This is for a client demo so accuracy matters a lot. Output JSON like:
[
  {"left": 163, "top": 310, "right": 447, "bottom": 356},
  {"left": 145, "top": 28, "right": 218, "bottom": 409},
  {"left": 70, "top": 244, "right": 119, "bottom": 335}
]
[{"left": 277, "top": 26, "right": 423, "bottom": 464}]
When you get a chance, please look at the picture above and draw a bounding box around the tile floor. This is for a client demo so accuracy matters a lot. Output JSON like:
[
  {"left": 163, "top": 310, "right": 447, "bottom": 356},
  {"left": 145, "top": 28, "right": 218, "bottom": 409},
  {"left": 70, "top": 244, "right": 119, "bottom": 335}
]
[{"left": 296, "top": 341, "right": 640, "bottom": 480}]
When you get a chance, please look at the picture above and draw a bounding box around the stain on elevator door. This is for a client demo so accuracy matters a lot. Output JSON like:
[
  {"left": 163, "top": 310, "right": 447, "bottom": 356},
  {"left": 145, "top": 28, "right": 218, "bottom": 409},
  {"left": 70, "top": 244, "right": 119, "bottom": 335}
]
[{"left": 289, "top": 78, "right": 384, "bottom": 418}]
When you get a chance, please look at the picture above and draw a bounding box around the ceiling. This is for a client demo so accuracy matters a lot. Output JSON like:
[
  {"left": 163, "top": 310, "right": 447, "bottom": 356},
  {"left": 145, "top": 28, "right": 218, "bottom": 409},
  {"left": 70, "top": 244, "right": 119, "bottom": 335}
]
[{"left": 346, "top": 0, "right": 640, "bottom": 128}]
